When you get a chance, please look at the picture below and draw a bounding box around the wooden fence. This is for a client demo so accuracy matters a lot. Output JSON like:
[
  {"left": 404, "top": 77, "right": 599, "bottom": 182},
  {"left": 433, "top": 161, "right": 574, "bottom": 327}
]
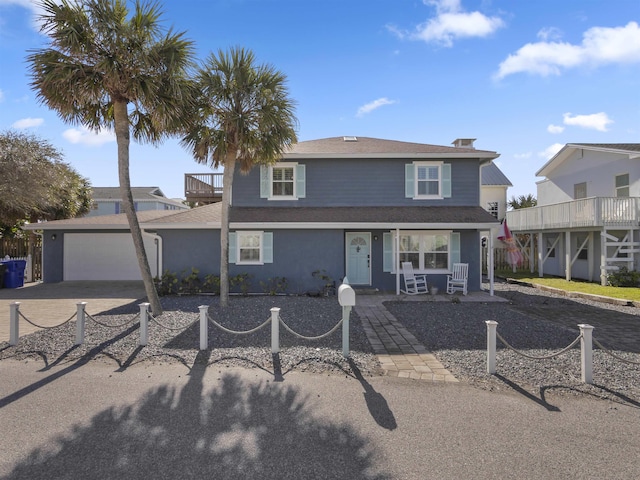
[
  {"left": 0, "top": 235, "right": 42, "bottom": 282},
  {"left": 482, "top": 243, "right": 538, "bottom": 275}
]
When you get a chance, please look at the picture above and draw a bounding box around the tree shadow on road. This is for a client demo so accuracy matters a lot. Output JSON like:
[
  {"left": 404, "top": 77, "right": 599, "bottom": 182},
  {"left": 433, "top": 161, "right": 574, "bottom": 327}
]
[{"left": 4, "top": 351, "right": 389, "bottom": 480}]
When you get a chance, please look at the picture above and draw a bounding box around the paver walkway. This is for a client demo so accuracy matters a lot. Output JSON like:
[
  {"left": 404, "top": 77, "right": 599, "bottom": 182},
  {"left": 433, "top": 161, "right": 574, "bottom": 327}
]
[{"left": 355, "top": 291, "right": 507, "bottom": 382}]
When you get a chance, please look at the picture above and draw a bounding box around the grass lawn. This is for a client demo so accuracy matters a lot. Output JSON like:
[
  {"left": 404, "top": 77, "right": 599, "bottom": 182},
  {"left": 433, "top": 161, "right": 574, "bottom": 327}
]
[{"left": 494, "top": 270, "right": 640, "bottom": 302}]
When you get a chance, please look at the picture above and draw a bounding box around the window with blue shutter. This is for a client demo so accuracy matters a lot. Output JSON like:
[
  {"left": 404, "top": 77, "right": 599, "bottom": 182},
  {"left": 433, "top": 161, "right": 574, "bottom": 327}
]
[
  {"left": 229, "top": 232, "right": 237, "bottom": 263},
  {"left": 406, "top": 162, "right": 448, "bottom": 199},
  {"left": 264, "top": 163, "right": 304, "bottom": 200},
  {"left": 383, "top": 232, "right": 393, "bottom": 272},
  {"left": 450, "top": 232, "right": 460, "bottom": 266},
  {"left": 231, "top": 231, "right": 274, "bottom": 264}
]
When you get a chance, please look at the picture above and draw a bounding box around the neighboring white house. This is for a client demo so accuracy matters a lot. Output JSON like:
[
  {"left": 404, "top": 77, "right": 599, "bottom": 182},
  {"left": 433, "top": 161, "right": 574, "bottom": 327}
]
[
  {"left": 85, "top": 187, "right": 188, "bottom": 217},
  {"left": 480, "top": 161, "right": 512, "bottom": 246},
  {"left": 506, "top": 143, "right": 640, "bottom": 284}
]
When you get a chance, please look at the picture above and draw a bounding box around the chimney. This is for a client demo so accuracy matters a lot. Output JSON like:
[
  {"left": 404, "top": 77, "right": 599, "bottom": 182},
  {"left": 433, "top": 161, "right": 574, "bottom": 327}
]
[{"left": 452, "top": 138, "right": 476, "bottom": 149}]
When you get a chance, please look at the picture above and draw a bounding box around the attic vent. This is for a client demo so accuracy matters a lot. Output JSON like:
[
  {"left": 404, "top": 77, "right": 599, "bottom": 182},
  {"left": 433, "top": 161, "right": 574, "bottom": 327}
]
[{"left": 343, "top": 136, "right": 358, "bottom": 142}]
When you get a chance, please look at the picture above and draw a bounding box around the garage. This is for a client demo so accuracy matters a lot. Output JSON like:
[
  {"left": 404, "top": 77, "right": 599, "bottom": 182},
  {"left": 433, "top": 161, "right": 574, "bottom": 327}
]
[{"left": 63, "top": 233, "right": 159, "bottom": 281}]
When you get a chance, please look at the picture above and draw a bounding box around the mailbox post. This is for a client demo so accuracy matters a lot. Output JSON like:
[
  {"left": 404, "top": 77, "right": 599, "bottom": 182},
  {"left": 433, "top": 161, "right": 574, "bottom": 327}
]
[{"left": 338, "top": 281, "right": 356, "bottom": 358}]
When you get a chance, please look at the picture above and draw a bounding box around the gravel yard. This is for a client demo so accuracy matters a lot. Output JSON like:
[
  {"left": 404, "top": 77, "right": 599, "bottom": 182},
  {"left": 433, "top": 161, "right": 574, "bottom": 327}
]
[
  {"left": 1, "top": 281, "right": 639, "bottom": 403},
  {"left": 385, "top": 281, "right": 640, "bottom": 402}
]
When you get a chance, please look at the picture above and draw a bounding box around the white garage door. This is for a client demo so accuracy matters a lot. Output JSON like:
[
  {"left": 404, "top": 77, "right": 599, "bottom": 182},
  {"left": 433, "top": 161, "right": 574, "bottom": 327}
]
[{"left": 63, "top": 233, "right": 159, "bottom": 281}]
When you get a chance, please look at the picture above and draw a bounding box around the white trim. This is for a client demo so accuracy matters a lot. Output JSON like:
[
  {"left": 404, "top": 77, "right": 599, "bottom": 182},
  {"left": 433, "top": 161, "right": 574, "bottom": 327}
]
[
  {"left": 391, "top": 230, "right": 453, "bottom": 274},
  {"left": 284, "top": 153, "right": 498, "bottom": 162},
  {"left": 269, "top": 162, "right": 298, "bottom": 200},
  {"left": 413, "top": 161, "right": 443, "bottom": 200}
]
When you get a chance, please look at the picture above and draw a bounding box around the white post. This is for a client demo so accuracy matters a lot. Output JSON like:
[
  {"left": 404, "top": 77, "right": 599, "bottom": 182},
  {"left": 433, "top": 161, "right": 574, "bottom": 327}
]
[
  {"left": 488, "top": 232, "right": 494, "bottom": 296},
  {"left": 75, "top": 302, "right": 87, "bottom": 345},
  {"left": 270, "top": 307, "right": 280, "bottom": 354},
  {"left": 342, "top": 306, "right": 351, "bottom": 358},
  {"left": 579, "top": 324, "right": 594, "bottom": 384},
  {"left": 139, "top": 302, "right": 150, "bottom": 346},
  {"left": 9, "top": 302, "right": 20, "bottom": 346},
  {"left": 486, "top": 320, "right": 498, "bottom": 374},
  {"left": 199, "top": 305, "right": 208, "bottom": 350}
]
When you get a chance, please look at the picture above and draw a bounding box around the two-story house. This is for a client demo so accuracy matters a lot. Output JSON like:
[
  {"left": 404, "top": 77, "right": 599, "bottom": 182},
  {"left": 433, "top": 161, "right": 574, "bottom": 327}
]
[
  {"left": 27, "top": 136, "right": 500, "bottom": 292},
  {"left": 85, "top": 187, "right": 188, "bottom": 217},
  {"left": 506, "top": 143, "right": 640, "bottom": 284}
]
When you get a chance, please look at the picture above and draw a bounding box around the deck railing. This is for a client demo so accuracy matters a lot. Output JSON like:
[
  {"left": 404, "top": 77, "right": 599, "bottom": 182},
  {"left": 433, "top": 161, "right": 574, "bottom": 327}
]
[
  {"left": 184, "top": 173, "right": 223, "bottom": 201},
  {"left": 506, "top": 197, "right": 639, "bottom": 231}
]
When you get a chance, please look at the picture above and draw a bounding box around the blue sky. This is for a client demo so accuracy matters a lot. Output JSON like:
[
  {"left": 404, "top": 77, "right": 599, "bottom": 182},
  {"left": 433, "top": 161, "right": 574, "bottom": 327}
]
[{"left": 1, "top": 0, "right": 639, "bottom": 201}]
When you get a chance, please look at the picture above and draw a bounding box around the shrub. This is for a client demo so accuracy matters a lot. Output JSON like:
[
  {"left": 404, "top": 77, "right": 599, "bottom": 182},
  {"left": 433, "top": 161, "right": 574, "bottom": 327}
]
[
  {"left": 606, "top": 266, "right": 640, "bottom": 287},
  {"left": 202, "top": 274, "right": 220, "bottom": 294},
  {"left": 230, "top": 273, "right": 252, "bottom": 296},
  {"left": 260, "top": 276, "right": 288, "bottom": 295},
  {"left": 155, "top": 270, "right": 178, "bottom": 296},
  {"left": 179, "top": 267, "right": 202, "bottom": 294}
]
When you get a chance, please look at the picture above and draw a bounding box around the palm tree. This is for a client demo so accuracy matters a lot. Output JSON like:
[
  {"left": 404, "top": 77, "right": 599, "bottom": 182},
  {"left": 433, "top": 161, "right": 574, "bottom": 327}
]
[
  {"left": 27, "top": 0, "right": 196, "bottom": 314},
  {"left": 508, "top": 193, "right": 537, "bottom": 210},
  {"left": 181, "top": 47, "right": 297, "bottom": 307}
]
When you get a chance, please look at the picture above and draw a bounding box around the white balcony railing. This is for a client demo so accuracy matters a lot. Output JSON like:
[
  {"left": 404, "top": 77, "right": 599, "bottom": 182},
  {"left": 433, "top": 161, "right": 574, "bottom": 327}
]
[{"left": 506, "top": 197, "right": 639, "bottom": 232}]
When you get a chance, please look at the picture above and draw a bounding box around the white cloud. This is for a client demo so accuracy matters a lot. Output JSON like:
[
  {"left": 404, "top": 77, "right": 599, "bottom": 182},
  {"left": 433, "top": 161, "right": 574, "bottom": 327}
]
[
  {"left": 12, "top": 117, "right": 44, "bottom": 129},
  {"left": 356, "top": 97, "right": 395, "bottom": 117},
  {"left": 563, "top": 112, "right": 613, "bottom": 132},
  {"left": 514, "top": 152, "right": 532, "bottom": 159},
  {"left": 63, "top": 126, "right": 116, "bottom": 146},
  {"left": 388, "top": 0, "right": 504, "bottom": 47},
  {"left": 0, "top": 89, "right": 4, "bottom": 102},
  {"left": 547, "top": 124, "right": 565, "bottom": 134},
  {"left": 539, "top": 143, "right": 564, "bottom": 159},
  {"left": 495, "top": 21, "right": 640, "bottom": 79},
  {"left": 537, "top": 27, "right": 563, "bottom": 42}
]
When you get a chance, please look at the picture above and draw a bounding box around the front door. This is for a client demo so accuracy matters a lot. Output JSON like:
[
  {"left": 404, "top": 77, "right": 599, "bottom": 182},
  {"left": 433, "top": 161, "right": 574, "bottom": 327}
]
[{"left": 346, "top": 233, "right": 371, "bottom": 285}]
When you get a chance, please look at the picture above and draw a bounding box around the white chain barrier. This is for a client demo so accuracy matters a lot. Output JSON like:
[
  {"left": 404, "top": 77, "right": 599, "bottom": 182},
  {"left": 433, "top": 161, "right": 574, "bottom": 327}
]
[
  {"left": 7, "top": 281, "right": 357, "bottom": 359},
  {"left": 486, "top": 321, "right": 640, "bottom": 384}
]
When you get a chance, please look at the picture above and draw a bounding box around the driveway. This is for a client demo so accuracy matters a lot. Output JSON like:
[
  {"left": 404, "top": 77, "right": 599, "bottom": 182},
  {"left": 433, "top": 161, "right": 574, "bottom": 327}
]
[{"left": 0, "top": 281, "right": 146, "bottom": 341}]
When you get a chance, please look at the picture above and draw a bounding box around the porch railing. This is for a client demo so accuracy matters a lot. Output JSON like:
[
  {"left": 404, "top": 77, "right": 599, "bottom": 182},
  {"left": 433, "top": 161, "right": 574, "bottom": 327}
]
[
  {"left": 184, "top": 173, "right": 224, "bottom": 203},
  {"left": 506, "top": 197, "right": 639, "bottom": 232}
]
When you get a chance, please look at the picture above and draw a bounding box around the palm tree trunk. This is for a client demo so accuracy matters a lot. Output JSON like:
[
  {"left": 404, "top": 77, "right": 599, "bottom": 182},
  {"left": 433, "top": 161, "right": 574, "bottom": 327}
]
[
  {"left": 113, "top": 100, "right": 163, "bottom": 315},
  {"left": 219, "top": 153, "right": 237, "bottom": 307}
]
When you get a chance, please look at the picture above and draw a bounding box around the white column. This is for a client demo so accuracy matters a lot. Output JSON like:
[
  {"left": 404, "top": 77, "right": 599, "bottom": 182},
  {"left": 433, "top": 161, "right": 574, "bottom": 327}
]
[
  {"left": 488, "top": 231, "right": 494, "bottom": 296},
  {"left": 9, "top": 302, "right": 20, "bottom": 346},
  {"left": 199, "top": 305, "right": 208, "bottom": 350},
  {"left": 139, "top": 302, "right": 150, "bottom": 346},
  {"left": 565, "top": 231, "right": 571, "bottom": 281},
  {"left": 75, "top": 302, "right": 87, "bottom": 345},
  {"left": 270, "top": 307, "right": 280, "bottom": 354},
  {"left": 579, "top": 324, "right": 594, "bottom": 384},
  {"left": 485, "top": 320, "right": 498, "bottom": 374}
]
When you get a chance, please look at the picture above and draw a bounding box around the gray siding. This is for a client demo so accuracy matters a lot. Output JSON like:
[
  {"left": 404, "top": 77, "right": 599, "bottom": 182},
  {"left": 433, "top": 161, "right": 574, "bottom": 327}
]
[
  {"left": 158, "top": 230, "right": 220, "bottom": 277},
  {"left": 232, "top": 158, "right": 481, "bottom": 207}
]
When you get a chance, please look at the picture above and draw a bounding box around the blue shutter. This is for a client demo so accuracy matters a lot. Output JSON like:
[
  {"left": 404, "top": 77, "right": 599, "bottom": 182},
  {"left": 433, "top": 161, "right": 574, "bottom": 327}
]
[
  {"left": 383, "top": 233, "right": 393, "bottom": 272},
  {"left": 295, "top": 164, "right": 306, "bottom": 198},
  {"left": 450, "top": 232, "right": 460, "bottom": 267},
  {"left": 442, "top": 164, "right": 451, "bottom": 198},
  {"left": 262, "top": 232, "right": 273, "bottom": 263},
  {"left": 260, "top": 166, "right": 270, "bottom": 198},
  {"left": 405, "top": 164, "right": 415, "bottom": 198},
  {"left": 229, "top": 232, "right": 237, "bottom": 264}
]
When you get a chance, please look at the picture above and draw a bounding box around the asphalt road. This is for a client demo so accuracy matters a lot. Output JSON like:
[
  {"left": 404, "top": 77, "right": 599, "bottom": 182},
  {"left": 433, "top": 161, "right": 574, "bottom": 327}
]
[{"left": 0, "top": 358, "right": 638, "bottom": 479}]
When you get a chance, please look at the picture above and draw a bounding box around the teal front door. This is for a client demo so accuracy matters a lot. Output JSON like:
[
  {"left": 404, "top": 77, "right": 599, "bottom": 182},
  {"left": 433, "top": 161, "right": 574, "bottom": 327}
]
[{"left": 346, "top": 233, "right": 371, "bottom": 285}]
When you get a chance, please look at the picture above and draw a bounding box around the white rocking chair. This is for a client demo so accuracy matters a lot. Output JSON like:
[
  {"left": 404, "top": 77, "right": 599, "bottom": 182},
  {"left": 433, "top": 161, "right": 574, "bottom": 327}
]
[
  {"left": 447, "top": 263, "right": 468, "bottom": 295},
  {"left": 401, "top": 262, "right": 428, "bottom": 295}
]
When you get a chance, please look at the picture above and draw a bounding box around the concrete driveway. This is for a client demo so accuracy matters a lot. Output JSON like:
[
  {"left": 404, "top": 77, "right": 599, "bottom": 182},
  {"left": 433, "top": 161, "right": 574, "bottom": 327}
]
[{"left": 0, "top": 281, "right": 147, "bottom": 341}]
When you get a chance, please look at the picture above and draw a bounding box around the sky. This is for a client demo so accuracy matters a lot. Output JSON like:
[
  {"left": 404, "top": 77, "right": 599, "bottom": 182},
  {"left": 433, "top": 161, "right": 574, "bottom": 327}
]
[{"left": 0, "top": 0, "right": 639, "bottom": 201}]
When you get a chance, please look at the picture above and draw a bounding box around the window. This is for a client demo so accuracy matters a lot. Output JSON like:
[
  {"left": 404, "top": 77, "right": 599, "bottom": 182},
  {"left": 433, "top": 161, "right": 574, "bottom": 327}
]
[
  {"left": 384, "top": 231, "right": 459, "bottom": 272},
  {"left": 229, "top": 231, "right": 274, "bottom": 265},
  {"left": 405, "top": 162, "right": 451, "bottom": 199},
  {"left": 261, "top": 163, "right": 306, "bottom": 200},
  {"left": 615, "top": 174, "right": 629, "bottom": 197},
  {"left": 576, "top": 234, "right": 588, "bottom": 260},
  {"left": 574, "top": 182, "right": 587, "bottom": 199},
  {"left": 546, "top": 237, "right": 556, "bottom": 258},
  {"left": 487, "top": 202, "right": 499, "bottom": 219}
]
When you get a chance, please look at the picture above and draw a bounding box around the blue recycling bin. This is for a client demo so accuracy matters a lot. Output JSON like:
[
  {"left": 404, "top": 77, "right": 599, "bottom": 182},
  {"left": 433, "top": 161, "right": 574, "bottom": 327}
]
[{"left": 2, "top": 260, "right": 26, "bottom": 288}]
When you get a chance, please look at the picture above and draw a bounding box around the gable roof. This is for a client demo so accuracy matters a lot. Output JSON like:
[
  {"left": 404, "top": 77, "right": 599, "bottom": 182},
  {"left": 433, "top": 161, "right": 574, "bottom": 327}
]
[
  {"left": 536, "top": 143, "right": 640, "bottom": 177},
  {"left": 481, "top": 162, "right": 512, "bottom": 186},
  {"left": 91, "top": 187, "right": 167, "bottom": 200},
  {"left": 285, "top": 136, "right": 499, "bottom": 163}
]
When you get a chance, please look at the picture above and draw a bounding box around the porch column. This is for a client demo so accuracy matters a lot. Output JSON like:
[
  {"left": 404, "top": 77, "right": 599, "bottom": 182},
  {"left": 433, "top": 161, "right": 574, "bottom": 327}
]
[
  {"left": 395, "top": 229, "right": 400, "bottom": 295},
  {"left": 600, "top": 230, "right": 607, "bottom": 286},
  {"left": 565, "top": 231, "right": 571, "bottom": 281},
  {"left": 587, "top": 232, "right": 594, "bottom": 282},
  {"left": 537, "top": 232, "right": 544, "bottom": 277},
  {"left": 488, "top": 230, "right": 494, "bottom": 296}
]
